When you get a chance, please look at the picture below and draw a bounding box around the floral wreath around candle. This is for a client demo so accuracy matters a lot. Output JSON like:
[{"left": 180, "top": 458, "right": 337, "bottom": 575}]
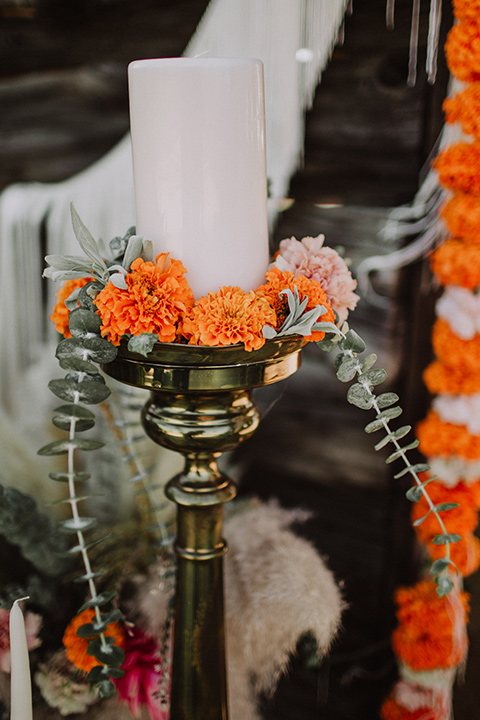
[{"left": 29, "top": 199, "right": 467, "bottom": 717}]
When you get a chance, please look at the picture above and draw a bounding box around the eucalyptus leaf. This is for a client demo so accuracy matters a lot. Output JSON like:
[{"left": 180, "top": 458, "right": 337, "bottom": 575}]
[
  {"left": 436, "top": 575, "right": 454, "bottom": 597},
  {"left": 406, "top": 486, "right": 423, "bottom": 502},
  {"left": 49, "top": 470, "right": 91, "bottom": 483},
  {"left": 56, "top": 336, "right": 117, "bottom": 365},
  {"left": 65, "top": 287, "right": 82, "bottom": 311},
  {"left": 359, "top": 353, "right": 377, "bottom": 373},
  {"left": 376, "top": 392, "right": 399, "bottom": 409},
  {"left": 48, "top": 378, "right": 110, "bottom": 404},
  {"left": 430, "top": 558, "right": 453, "bottom": 574},
  {"left": 358, "top": 367, "right": 387, "bottom": 387},
  {"left": 88, "top": 665, "right": 124, "bottom": 683},
  {"left": 127, "top": 333, "right": 159, "bottom": 357},
  {"left": 87, "top": 637, "right": 125, "bottom": 667},
  {"left": 54, "top": 404, "right": 95, "bottom": 420},
  {"left": 343, "top": 329, "right": 366, "bottom": 353},
  {"left": 431, "top": 533, "right": 462, "bottom": 545},
  {"left": 333, "top": 352, "right": 348, "bottom": 372},
  {"left": 393, "top": 463, "right": 429, "bottom": 479},
  {"left": 436, "top": 502, "right": 460, "bottom": 512},
  {"left": 316, "top": 333, "right": 341, "bottom": 352},
  {"left": 336, "top": 356, "right": 360, "bottom": 383},
  {"left": 59, "top": 517, "right": 98, "bottom": 534},
  {"left": 79, "top": 591, "right": 116, "bottom": 612},
  {"left": 391, "top": 425, "right": 412, "bottom": 441},
  {"left": 52, "top": 415, "right": 95, "bottom": 432},
  {"left": 38, "top": 438, "right": 104, "bottom": 456},
  {"left": 77, "top": 281, "right": 104, "bottom": 310},
  {"left": 73, "top": 570, "right": 104, "bottom": 583},
  {"left": 59, "top": 356, "right": 99, "bottom": 374},
  {"left": 347, "top": 383, "right": 374, "bottom": 410},
  {"left": 364, "top": 406, "right": 403, "bottom": 433},
  {"left": 76, "top": 609, "right": 123, "bottom": 637},
  {"left": 68, "top": 308, "right": 102, "bottom": 338},
  {"left": 98, "top": 680, "right": 117, "bottom": 699},
  {"left": 64, "top": 370, "right": 105, "bottom": 385}
]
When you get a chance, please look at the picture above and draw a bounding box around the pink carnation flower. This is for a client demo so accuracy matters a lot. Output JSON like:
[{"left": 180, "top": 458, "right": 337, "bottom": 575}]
[
  {"left": 272, "top": 234, "right": 360, "bottom": 324},
  {"left": 114, "top": 625, "right": 170, "bottom": 720},
  {"left": 0, "top": 606, "right": 42, "bottom": 673}
]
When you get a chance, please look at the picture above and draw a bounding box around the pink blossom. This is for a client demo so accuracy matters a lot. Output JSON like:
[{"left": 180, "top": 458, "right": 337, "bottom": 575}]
[
  {"left": 114, "top": 624, "right": 170, "bottom": 720},
  {"left": 272, "top": 234, "right": 359, "bottom": 325},
  {"left": 0, "top": 606, "right": 42, "bottom": 673}
]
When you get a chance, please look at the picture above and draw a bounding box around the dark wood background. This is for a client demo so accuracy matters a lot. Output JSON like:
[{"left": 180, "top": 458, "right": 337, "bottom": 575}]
[{"left": 1, "top": 1, "right": 478, "bottom": 718}]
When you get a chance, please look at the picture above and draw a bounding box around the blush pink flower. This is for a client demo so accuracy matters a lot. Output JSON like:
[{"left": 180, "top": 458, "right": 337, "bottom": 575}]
[
  {"left": 272, "top": 234, "right": 359, "bottom": 325},
  {"left": 114, "top": 625, "right": 169, "bottom": 720},
  {"left": 0, "top": 606, "right": 42, "bottom": 673}
]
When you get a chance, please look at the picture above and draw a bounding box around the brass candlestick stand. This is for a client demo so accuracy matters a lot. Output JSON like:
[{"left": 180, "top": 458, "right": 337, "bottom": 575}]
[{"left": 103, "top": 336, "right": 304, "bottom": 720}]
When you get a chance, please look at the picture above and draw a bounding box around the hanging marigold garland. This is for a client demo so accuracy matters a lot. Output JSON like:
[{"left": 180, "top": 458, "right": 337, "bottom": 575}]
[{"left": 381, "top": 2, "right": 480, "bottom": 718}]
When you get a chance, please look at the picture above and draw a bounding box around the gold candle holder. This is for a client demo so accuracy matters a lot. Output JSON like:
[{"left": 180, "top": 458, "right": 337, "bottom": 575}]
[{"left": 103, "top": 336, "right": 305, "bottom": 720}]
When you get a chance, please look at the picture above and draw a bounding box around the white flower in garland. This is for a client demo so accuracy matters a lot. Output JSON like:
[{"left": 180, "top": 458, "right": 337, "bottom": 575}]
[
  {"left": 433, "top": 392, "right": 480, "bottom": 435},
  {"left": 436, "top": 286, "right": 480, "bottom": 340}
]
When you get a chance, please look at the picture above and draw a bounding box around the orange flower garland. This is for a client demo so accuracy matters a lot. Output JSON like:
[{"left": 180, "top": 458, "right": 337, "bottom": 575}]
[
  {"left": 431, "top": 235, "right": 480, "bottom": 289},
  {"left": 62, "top": 608, "right": 125, "bottom": 673},
  {"left": 95, "top": 254, "right": 194, "bottom": 345},
  {"left": 383, "top": 6, "right": 480, "bottom": 716},
  {"left": 50, "top": 277, "right": 92, "bottom": 337},
  {"left": 181, "top": 286, "right": 276, "bottom": 352},
  {"left": 434, "top": 142, "right": 480, "bottom": 195},
  {"left": 441, "top": 193, "right": 480, "bottom": 239},
  {"left": 391, "top": 580, "right": 469, "bottom": 672}
]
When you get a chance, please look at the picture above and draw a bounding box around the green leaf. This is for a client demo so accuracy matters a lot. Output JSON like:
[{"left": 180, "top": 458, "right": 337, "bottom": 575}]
[
  {"left": 347, "top": 383, "right": 374, "bottom": 410},
  {"left": 79, "top": 591, "right": 116, "bottom": 613},
  {"left": 53, "top": 404, "right": 95, "bottom": 420},
  {"left": 343, "top": 329, "right": 366, "bottom": 353},
  {"left": 88, "top": 665, "right": 124, "bottom": 683},
  {"left": 333, "top": 352, "right": 348, "bottom": 372},
  {"left": 376, "top": 392, "right": 399, "bottom": 409},
  {"left": 52, "top": 415, "right": 95, "bottom": 432},
  {"left": 436, "top": 574, "right": 454, "bottom": 597},
  {"left": 374, "top": 434, "right": 394, "bottom": 451},
  {"left": 52, "top": 403, "right": 96, "bottom": 431},
  {"left": 364, "top": 406, "right": 403, "bottom": 433},
  {"left": 49, "top": 470, "right": 91, "bottom": 483},
  {"left": 430, "top": 558, "right": 453, "bottom": 574},
  {"left": 393, "top": 463, "right": 429, "bottom": 479},
  {"left": 431, "top": 533, "right": 462, "bottom": 545},
  {"left": 48, "top": 378, "right": 111, "bottom": 404},
  {"left": 56, "top": 336, "right": 117, "bottom": 365},
  {"left": 70, "top": 204, "right": 109, "bottom": 280},
  {"left": 68, "top": 308, "right": 102, "bottom": 338},
  {"left": 77, "top": 281, "right": 104, "bottom": 311},
  {"left": 76, "top": 609, "right": 123, "bottom": 637},
  {"left": 436, "top": 502, "right": 460, "bottom": 512},
  {"left": 413, "top": 511, "right": 432, "bottom": 526},
  {"left": 98, "top": 679, "right": 117, "bottom": 699},
  {"left": 59, "top": 356, "right": 99, "bottom": 374},
  {"left": 59, "top": 517, "right": 97, "bottom": 534},
  {"left": 391, "top": 425, "right": 412, "bottom": 441},
  {"left": 316, "top": 333, "right": 341, "bottom": 352},
  {"left": 358, "top": 368, "right": 387, "bottom": 387},
  {"left": 127, "top": 333, "right": 159, "bottom": 358},
  {"left": 336, "top": 356, "right": 360, "bottom": 383},
  {"left": 406, "top": 486, "right": 423, "bottom": 502},
  {"left": 359, "top": 353, "right": 377, "bottom": 373},
  {"left": 87, "top": 636, "right": 125, "bottom": 667},
  {"left": 38, "top": 438, "right": 104, "bottom": 456}
]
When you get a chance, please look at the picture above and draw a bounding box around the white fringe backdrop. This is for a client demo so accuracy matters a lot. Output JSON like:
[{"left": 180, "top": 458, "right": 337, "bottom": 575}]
[{"left": 0, "top": 0, "right": 347, "bottom": 415}]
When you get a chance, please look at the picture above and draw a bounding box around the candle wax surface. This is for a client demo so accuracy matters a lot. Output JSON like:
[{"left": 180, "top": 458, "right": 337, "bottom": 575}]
[{"left": 128, "top": 57, "right": 270, "bottom": 300}]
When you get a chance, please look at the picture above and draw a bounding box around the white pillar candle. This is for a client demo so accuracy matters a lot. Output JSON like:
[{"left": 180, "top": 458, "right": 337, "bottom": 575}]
[
  {"left": 9, "top": 599, "right": 32, "bottom": 720},
  {"left": 128, "top": 57, "right": 270, "bottom": 300}
]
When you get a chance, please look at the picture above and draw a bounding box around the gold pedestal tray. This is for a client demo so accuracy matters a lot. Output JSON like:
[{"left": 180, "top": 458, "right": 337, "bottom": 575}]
[{"left": 103, "top": 336, "right": 304, "bottom": 720}]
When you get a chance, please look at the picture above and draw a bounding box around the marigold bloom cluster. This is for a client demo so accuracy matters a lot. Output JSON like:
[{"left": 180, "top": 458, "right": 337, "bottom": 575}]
[
  {"left": 423, "top": 360, "right": 480, "bottom": 396},
  {"left": 434, "top": 142, "right": 480, "bottom": 195},
  {"left": 95, "top": 254, "right": 194, "bottom": 345},
  {"left": 444, "top": 85, "right": 480, "bottom": 140},
  {"left": 417, "top": 411, "right": 480, "bottom": 461},
  {"left": 391, "top": 580, "right": 469, "bottom": 671},
  {"left": 62, "top": 608, "right": 125, "bottom": 673},
  {"left": 431, "top": 236, "right": 480, "bottom": 290},
  {"left": 411, "top": 480, "right": 479, "bottom": 543},
  {"left": 380, "top": 697, "right": 441, "bottom": 720},
  {"left": 445, "top": 20, "right": 480, "bottom": 83},
  {"left": 441, "top": 193, "right": 480, "bottom": 239},
  {"left": 50, "top": 277, "right": 92, "bottom": 337},
  {"left": 452, "top": 0, "right": 480, "bottom": 22},
  {"left": 432, "top": 318, "right": 480, "bottom": 373}
]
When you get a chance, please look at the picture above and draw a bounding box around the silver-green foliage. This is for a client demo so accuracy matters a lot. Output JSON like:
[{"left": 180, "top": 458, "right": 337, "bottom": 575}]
[
  {"left": 38, "top": 283, "right": 124, "bottom": 697},
  {"left": 318, "top": 326, "right": 459, "bottom": 597}
]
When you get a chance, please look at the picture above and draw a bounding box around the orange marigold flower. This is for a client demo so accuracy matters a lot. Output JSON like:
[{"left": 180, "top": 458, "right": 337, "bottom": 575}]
[
  {"left": 50, "top": 278, "right": 92, "bottom": 337},
  {"left": 452, "top": 0, "right": 480, "bottom": 21},
  {"left": 445, "top": 20, "right": 480, "bottom": 82},
  {"left": 444, "top": 85, "right": 480, "bottom": 140},
  {"left": 94, "top": 254, "right": 194, "bottom": 346},
  {"left": 432, "top": 318, "right": 480, "bottom": 374},
  {"left": 431, "top": 235, "right": 480, "bottom": 289},
  {"left": 441, "top": 193, "right": 480, "bottom": 239},
  {"left": 428, "top": 532, "right": 480, "bottom": 577},
  {"left": 423, "top": 360, "right": 480, "bottom": 396},
  {"left": 255, "top": 267, "right": 335, "bottom": 342},
  {"left": 181, "top": 286, "right": 276, "bottom": 352},
  {"left": 392, "top": 579, "right": 469, "bottom": 671},
  {"left": 417, "top": 411, "right": 480, "bottom": 460},
  {"left": 411, "top": 480, "right": 479, "bottom": 543},
  {"left": 381, "top": 696, "right": 440, "bottom": 720},
  {"left": 434, "top": 142, "right": 480, "bottom": 195},
  {"left": 62, "top": 608, "right": 125, "bottom": 673}
]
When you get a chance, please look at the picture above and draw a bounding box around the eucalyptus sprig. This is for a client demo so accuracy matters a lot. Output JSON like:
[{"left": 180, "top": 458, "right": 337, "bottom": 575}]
[
  {"left": 38, "top": 284, "right": 125, "bottom": 697},
  {"left": 318, "top": 326, "right": 460, "bottom": 597},
  {"left": 263, "top": 286, "right": 344, "bottom": 340}
]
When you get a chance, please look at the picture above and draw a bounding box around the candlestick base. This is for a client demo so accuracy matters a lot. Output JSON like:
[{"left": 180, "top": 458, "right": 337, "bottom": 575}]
[{"left": 103, "top": 337, "right": 304, "bottom": 720}]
